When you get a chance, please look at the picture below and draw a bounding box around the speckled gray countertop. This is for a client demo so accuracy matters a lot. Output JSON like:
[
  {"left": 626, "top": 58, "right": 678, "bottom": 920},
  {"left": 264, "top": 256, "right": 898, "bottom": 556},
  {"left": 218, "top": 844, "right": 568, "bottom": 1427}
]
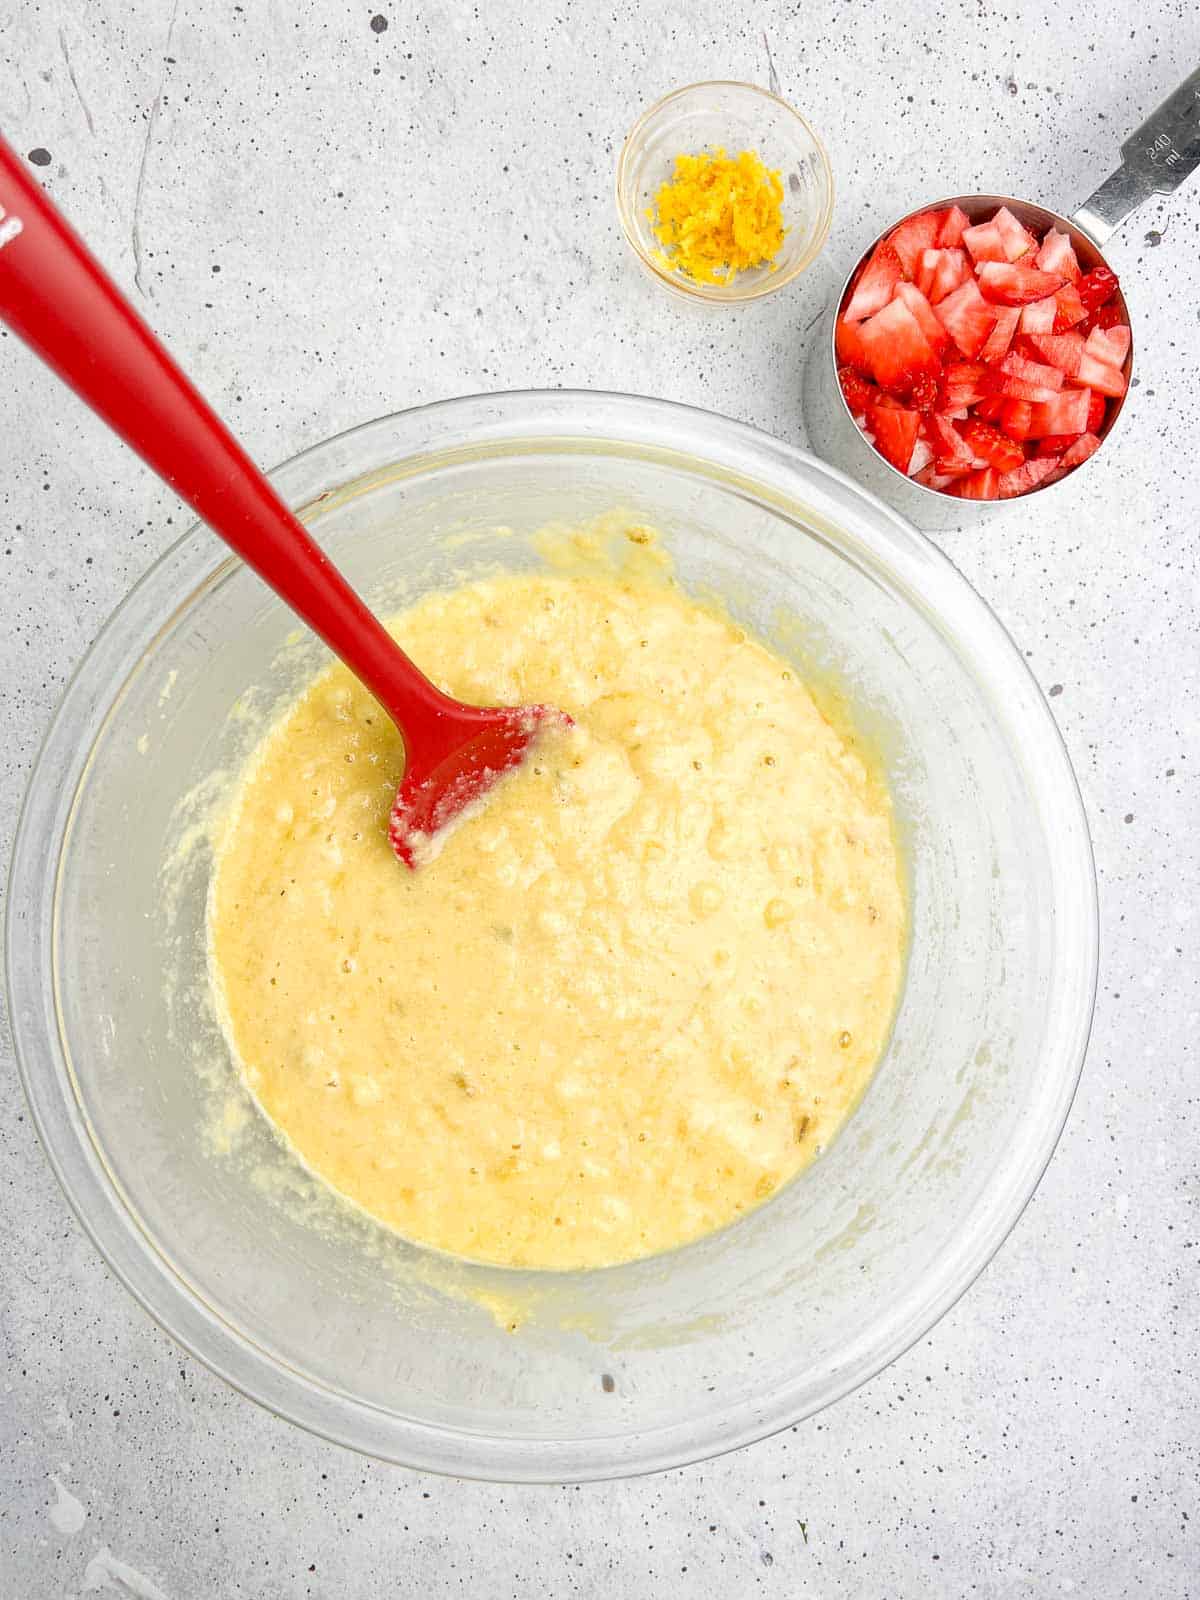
[{"left": 2, "top": 3, "right": 1198, "bottom": 1596}]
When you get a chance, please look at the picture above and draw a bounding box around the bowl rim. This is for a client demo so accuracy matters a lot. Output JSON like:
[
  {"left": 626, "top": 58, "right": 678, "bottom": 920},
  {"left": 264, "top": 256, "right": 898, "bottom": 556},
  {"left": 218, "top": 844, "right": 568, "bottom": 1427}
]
[
  {"left": 615, "top": 79, "right": 835, "bottom": 303},
  {"left": 5, "top": 388, "right": 1099, "bottom": 1481},
  {"left": 827, "top": 193, "right": 1133, "bottom": 503}
]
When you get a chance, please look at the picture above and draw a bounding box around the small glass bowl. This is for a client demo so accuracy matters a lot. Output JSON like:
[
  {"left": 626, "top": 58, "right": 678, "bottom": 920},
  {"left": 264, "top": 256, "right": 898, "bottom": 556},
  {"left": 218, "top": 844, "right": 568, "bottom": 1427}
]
[{"left": 616, "top": 81, "right": 834, "bottom": 304}]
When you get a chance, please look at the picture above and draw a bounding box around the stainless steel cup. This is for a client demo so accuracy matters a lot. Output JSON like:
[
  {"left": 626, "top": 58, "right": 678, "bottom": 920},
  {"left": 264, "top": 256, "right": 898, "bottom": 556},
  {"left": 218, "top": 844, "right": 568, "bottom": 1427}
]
[{"left": 804, "top": 67, "right": 1200, "bottom": 530}]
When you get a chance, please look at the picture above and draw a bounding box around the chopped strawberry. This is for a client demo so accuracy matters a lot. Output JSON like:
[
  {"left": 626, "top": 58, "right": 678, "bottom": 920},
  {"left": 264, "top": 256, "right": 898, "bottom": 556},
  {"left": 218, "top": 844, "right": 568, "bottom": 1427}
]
[
  {"left": 1060, "top": 432, "right": 1103, "bottom": 468},
  {"left": 961, "top": 418, "right": 1025, "bottom": 472},
  {"left": 839, "top": 366, "right": 876, "bottom": 414},
  {"left": 998, "top": 399, "right": 1034, "bottom": 442},
  {"left": 937, "top": 205, "right": 970, "bottom": 248},
  {"left": 909, "top": 436, "right": 935, "bottom": 475},
  {"left": 913, "top": 463, "right": 956, "bottom": 491},
  {"left": 990, "top": 375, "right": 1059, "bottom": 404},
  {"left": 895, "top": 282, "right": 951, "bottom": 352},
  {"left": 997, "top": 351, "right": 1065, "bottom": 392},
  {"left": 916, "top": 247, "right": 971, "bottom": 304},
  {"left": 984, "top": 351, "right": 1062, "bottom": 403},
  {"left": 1020, "top": 297, "right": 1057, "bottom": 334},
  {"left": 923, "top": 412, "right": 977, "bottom": 473},
  {"left": 1075, "top": 351, "right": 1126, "bottom": 397},
  {"left": 843, "top": 239, "right": 904, "bottom": 322},
  {"left": 1052, "top": 283, "right": 1087, "bottom": 330},
  {"left": 996, "top": 457, "right": 1061, "bottom": 498},
  {"left": 1084, "top": 323, "right": 1131, "bottom": 367},
  {"left": 1091, "top": 301, "right": 1125, "bottom": 333},
  {"left": 990, "top": 206, "right": 1039, "bottom": 262},
  {"left": 1035, "top": 434, "right": 1082, "bottom": 457},
  {"left": 857, "top": 296, "right": 941, "bottom": 393},
  {"left": 1027, "top": 388, "right": 1091, "bottom": 437},
  {"left": 939, "top": 360, "right": 990, "bottom": 409},
  {"left": 908, "top": 371, "right": 941, "bottom": 412},
  {"left": 888, "top": 212, "right": 943, "bottom": 278},
  {"left": 835, "top": 315, "right": 870, "bottom": 373},
  {"left": 972, "top": 395, "right": 1006, "bottom": 423},
  {"left": 1085, "top": 391, "right": 1107, "bottom": 432},
  {"left": 1077, "top": 265, "right": 1120, "bottom": 312},
  {"left": 866, "top": 402, "right": 921, "bottom": 473},
  {"left": 961, "top": 219, "right": 1008, "bottom": 264},
  {"left": 934, "top": 278, "right": 997, "bottom": 358},
  {"left": 1024, "top": 330, "right": 1085, "bottom": 378},
  {"left": 976, "top": 262, "right": 1065, "bottom": 305},
  {"left": 978, "top": 305, "right": 1021, "bottom": 364},
  {"left": 1034, "top": 229, "right": 1081, "bottom": 282},
  {"left": 950, "top": 467, "right": 1002, "bottom": 500}
]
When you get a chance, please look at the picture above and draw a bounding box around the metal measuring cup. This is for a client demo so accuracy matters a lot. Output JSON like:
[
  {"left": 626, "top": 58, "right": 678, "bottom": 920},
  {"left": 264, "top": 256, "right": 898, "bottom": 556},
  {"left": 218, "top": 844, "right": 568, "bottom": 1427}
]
[{"left": 804, "top": 67, "right": 1200, "bottom": 530}]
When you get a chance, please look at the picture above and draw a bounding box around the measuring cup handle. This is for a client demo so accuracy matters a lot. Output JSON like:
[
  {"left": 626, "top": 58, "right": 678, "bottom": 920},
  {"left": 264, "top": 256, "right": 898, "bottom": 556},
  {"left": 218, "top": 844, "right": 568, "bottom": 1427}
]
[{"left": 1072, "top": 67, "right": 1200, "bottom": 245}]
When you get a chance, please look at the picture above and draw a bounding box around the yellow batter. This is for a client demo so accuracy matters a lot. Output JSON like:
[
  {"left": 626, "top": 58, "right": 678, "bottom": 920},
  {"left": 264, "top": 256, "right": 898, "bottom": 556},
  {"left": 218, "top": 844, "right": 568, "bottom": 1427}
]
[{"left": 210, "top": 561, "right": 905, "bottom": 1269}]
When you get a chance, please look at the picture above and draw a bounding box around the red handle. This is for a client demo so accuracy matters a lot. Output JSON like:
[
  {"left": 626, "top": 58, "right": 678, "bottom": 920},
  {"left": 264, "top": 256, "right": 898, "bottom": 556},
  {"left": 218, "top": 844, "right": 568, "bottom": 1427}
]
[{"left": 0, "top": 133, "right": 455, "bottom": 734}]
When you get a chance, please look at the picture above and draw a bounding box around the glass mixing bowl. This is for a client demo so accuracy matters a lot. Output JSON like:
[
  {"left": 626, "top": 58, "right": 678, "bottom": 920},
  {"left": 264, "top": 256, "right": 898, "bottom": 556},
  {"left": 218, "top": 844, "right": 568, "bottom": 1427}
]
[{"left": 6, "top": 390, "right": 1097, "bottom": 1482}]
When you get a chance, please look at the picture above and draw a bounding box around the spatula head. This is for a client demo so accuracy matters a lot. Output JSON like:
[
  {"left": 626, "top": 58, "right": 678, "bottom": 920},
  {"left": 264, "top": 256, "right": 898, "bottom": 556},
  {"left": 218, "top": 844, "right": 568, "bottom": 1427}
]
[{"left": 388, "top": 704, "right": 568, "bottom": 868}]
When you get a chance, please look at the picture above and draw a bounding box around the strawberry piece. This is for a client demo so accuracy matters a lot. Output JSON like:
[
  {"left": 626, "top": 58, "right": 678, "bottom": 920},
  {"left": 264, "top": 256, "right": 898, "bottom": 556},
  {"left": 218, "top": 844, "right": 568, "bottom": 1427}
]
[
  {"left": 978, "top": 305, "right": 1021, "bottom": 364},
  {"left": 950, "top": 467, "right": 1001, "bottom": 500},
  {"left": 1028, "top": 388, "right": 1091, "bottom": 437},
  {"left": 1035, "top": 434, "right": 1082, "bottom": 457},
  {"left": 976, "top": 262, "right": 1065, "bottom": 305},
  {"left": 916, "top": 247, "right": 971, "bottom": 304},
  {"left": 908, "top": 371, "right": 940, "bottom": 412},
  {"left": 1077, "top": 265, "right": 1120, "bottom": 312},
  {"left": 1034, "top": 229, "right": 1081, "bottom": 282},
  {"left": 985, "top": 359, "right": 1061, "bottom": 403},
  {"left": 972, "top": 395, "right": 1006, "bottom": 423},
  {"left": 838, "top": 366, "right": 876, "bottom": 415},
  {"left": 857, "top": 296, "right": 941, "bottom": 393},
  {"left": 1024, "top": 330, "right": 1085, "bottom": 378},
  {"left": 937, "top": 205, "right": 970, "bottom": 248},
  {"left": 961, "top": 219, "right": 1008, "bottom": 264},
  {"left": 1085, "top": 391, "right": 1107, "bottom": 432},
  {"left": 866, "top": 401, "right": 921, "bottom": 473},
  {"left": 835, "top": 315, "right": 870, "bottom": 373},
  {"left": 913, "top": 463, "right": 955, "bottom": 491},
  {"left": 895, "top": 282, "right": 951, "bottom": 352},
  {"left": 1084, "top": 323, "right": 1131, "bottom": 367},
  {"left": 923, "top": 412, "right": 976, "bottom": 473},
  {"left": 990, "top": 206, "right": 1039, "bottom": 262},
  {"left": 1091, "top": 301, "right": 1125, "bottom": 333},
  {"left": 996, "top": 457, "right": 1061, "bottom": 498},
  {"left": 1052, "top": 283, "right": 1088, "bottom": 330},
  {"left": 934, "top": 278, "right": 997, "bottom": 358},
  {"left": 989, "top": 375, "right": 1059, "bottom": 403},
  {"left": 1020, "top": 297, "right": 1057, "bottom": 334},
  {"left": 1060, "top": 432, "right": 1103, "bottom": 468},
  {"left": 843, "top": 239, "right": 904, "bottom": 321},
  {"left": 961, "top": 418, "right": 1025, "bottom": 472},
  {"left": 939, "top": 360, "right": 990, "bottom": 409},
  {"left": 888, "top": 212, "right": 942, "bottom": 278},
  {"left": 909, "top": 436, "right": 935, "bottom": 475},
  {"left": 997, "top": 351, "right": 1065, "bottom": 392},
  {"left": 998, "top": 399, "right": 1034, "bottom": 441},
  {"left": 1075, "top": 351, "right": 1126, "bottom": 397}
]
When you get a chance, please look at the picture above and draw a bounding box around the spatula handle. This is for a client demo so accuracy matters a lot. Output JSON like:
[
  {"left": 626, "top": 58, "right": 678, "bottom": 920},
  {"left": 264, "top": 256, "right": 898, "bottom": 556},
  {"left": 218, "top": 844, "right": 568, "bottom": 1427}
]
[{"left": 0, "top": 133, "right": 444, "bottom": 726}]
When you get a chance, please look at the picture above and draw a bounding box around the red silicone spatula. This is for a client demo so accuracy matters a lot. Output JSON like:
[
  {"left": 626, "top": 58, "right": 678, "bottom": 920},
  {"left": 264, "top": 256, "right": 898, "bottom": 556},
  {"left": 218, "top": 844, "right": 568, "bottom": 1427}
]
[{"left": 0, "top": 134, "right": 565, "bottom": 866}]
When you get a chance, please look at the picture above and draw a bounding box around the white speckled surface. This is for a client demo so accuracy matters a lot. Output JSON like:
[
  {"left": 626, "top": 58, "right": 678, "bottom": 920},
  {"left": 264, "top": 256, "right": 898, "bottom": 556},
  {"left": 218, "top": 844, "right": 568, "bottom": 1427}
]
[{"left": 2, "top": 3, "right": 1198, "bottom": 1594}]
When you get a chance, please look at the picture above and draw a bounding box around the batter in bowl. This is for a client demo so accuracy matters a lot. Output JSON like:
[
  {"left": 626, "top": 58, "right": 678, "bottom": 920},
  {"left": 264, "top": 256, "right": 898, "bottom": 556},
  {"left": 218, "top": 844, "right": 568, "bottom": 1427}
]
[{"left": 209, "top": 542, "right": 906, "bottom": 1269}]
